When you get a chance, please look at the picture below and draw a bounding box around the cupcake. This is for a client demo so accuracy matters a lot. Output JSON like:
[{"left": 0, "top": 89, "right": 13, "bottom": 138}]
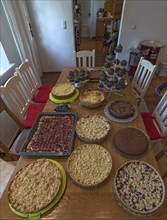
[
  {"left": 103, "top": 62, "right": 111, "bottom": 69},
  {"left": 114, "top": 44, "right": 123, "bottom": 53},
  {"left": 107, "top": 68, "right": 114, "bottom": 76},
  {"left": 112, "top": 76, "right": 118, "bottom": 84},
  {"left": 98, "top": 83, "right": 104, "bottom": 88},
  {"left": 106, "top": 81, "right": 113, "bottom": 88},
  {"left": 113, "top": 58, "right": 120, "bottom": 65},
  {"left": 120, "top": 59, "right": 127, "bottom": 66}
]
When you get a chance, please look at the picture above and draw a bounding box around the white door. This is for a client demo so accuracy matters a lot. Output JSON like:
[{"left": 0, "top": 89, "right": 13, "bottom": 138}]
[{"left": 78, "top": 0, "right": 92, "bottom": 38}]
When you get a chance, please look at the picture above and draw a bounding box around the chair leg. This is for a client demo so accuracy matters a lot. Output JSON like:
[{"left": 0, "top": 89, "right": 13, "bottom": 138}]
[{"left": 0, "top": 141, "right": 17, "bottom": 161}]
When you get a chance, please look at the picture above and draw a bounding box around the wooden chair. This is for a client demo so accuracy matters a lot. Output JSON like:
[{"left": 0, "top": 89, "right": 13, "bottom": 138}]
[
  {"left": 0, "top": 75, "right": 45, "bottom": 128},
  {"left": 0, "top": 97, "right": 23, "bottom": 160},
  {"left": 131, "top": 57, "right": 157, "bottom": 109},
  {"left": 15, "top": 59, "right": 52, "bottom": 103},
  {"left": 74, "top": 49, "right": 95, "bottom": 67}
]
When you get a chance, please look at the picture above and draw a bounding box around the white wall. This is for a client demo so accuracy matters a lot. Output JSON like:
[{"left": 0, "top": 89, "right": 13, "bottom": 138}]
[
  {"left": 118, "top": 0, "right": 167, "bottom": 64},
  {"left": 27, "top": 0, "right": 75, "bottom": 72}
]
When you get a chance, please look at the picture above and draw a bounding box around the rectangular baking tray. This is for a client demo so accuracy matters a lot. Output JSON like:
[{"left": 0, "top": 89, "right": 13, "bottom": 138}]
[{"left": 19, "top": 112, "right": 78, "bottom": 157}]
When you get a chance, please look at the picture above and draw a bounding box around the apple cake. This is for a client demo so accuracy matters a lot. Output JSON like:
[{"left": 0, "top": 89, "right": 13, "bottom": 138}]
[
  {"left": 113, "top": 127, "right": 149, "bottom": 158},
  {"left": 67, "top": 144, "right": 112, "bottom": 187},
  {"left": 109, "top": 100, "right": 135, "bottom": 119},
  {"left": 8, "top": 159, "right": 62, "bottom": 214},
  {"left": 76, "top": 114, "right": 111, "bottom": 143},
  {"left": 51, "top": 83, "right": 75, "bottom": 100},
  {"left": 114, "top": 161, "right": 165, "bottom": 216},
  {"left": 79, "top": 89, "right": 105, "bottom": 107}
]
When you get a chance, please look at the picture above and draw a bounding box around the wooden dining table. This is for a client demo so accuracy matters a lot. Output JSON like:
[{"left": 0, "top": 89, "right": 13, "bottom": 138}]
[{"left": 0, "top": 67, "right": 166, "bottom": 220}]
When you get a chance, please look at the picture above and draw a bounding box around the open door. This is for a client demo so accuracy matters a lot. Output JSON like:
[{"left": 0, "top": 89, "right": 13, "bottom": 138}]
[{"left": 78, "top": 0, "right": 92, "bottom": 38}]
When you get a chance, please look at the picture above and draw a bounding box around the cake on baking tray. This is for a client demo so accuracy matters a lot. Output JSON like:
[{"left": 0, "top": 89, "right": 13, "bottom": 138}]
[
  {"left": 51, "top": 83, "right": 75, "bottom": 100},
  {"left": 109, "top": 100, "right": 135, "bottom": 119}
]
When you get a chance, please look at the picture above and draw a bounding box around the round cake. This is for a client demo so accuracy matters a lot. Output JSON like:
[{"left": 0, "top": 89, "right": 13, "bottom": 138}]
[
  {"left": 114, "top": 161, "right": 165, "bottom": 216},
  {"left": 67, "top": 144, "right": 112, "bottom": 187},
  {"left": 109, "top": 100, "right": 135, "bottom": 119},
  {"left": 113, "top": 127, "right": 149, "bottom": 157},
  {"left": 51, "top": 83, "right": 75, "bottom": 100},
  {"left": 76, "top": 114, "right": 111, "bottom": 143},
  {"left": 79, "top": 89, "right": 105, "bottom": 107},
  {"left": 8, "top": 159, "right": 62, "bottom": 214}
]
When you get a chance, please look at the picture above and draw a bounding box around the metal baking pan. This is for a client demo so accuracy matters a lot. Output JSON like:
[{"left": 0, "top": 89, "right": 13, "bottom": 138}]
[{"left": 19, "top": 112, "right": 78, "bottom": 157}]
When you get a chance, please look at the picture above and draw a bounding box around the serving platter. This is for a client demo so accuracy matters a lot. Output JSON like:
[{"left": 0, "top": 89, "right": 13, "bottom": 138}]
[
  {"left": 49, "top": 89, "right": 79, "bottom": 104},
  {"left": 19, "top": 112, "right": 78, "bottom": 157},
  {"left": 104, "top": 103, "right": 138, "bottom": 123},
  {"left": 8, "top": 159, "right": 66, "bottom": 220}
]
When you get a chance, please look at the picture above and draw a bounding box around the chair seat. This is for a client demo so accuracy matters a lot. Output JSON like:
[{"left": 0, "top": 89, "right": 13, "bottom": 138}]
[
  {"left": 23, "top": 103, "right": 45, "bottom": 128},
  {"left": 141, "top": 112, "right": 161, "bottom": 140},
  {"left": 32, "top": 85, "right": 53, "bottom": 103}
]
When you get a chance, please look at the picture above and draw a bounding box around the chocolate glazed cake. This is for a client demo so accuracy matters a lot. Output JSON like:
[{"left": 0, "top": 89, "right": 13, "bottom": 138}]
[
  {"left": 113, "top": 127, "right": 149, "bottom": 158},
  {"left": 109, "top": 100, "right": 135, "bottom": 119}
]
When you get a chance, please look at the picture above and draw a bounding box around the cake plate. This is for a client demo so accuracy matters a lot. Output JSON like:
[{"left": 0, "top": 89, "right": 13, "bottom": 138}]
[{"left": 104, "top": 103, "right": 138, "bottom": 123}]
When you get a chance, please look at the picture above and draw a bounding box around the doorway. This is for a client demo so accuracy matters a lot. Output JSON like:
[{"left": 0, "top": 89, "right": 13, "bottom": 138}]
[{"left": 73, "top": 0, "right": 92, "bottom": 38}]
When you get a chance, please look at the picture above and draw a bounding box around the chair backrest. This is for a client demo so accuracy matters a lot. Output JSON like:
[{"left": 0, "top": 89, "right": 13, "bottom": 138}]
[
  {"left": 0, "top": 97, "right": 23, "bottom": 160},
  {"left": 152, "top": 91, "right": 167, "bottom": 136},
  {"left": 0, "top": 97, "right": 23, "bottom": 129},
  {"left": 131, "top": 57, "right": 157, "bottom": 99},
  {"left": 15, "top": 59, "right": 42, "bottom": 98},
  {"left": 74, "top": 49, "right": 95, "bottom": 67},
  {"left": 0, "top": 75, "right": 32, "bottom": 122}
]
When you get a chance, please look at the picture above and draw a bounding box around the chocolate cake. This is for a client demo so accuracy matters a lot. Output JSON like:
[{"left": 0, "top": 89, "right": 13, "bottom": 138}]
[
  {"left": 113, "top": 127, "right": 149, "bottom": 157},
  {"left": 109, "top": 100, "right": 135, "bottom": 119}
]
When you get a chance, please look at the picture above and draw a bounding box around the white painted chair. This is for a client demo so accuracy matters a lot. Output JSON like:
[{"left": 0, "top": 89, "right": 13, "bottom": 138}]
[
  {"left": 141, "top": 91, "right": 167, "bottom": 141},
  {"left": 0, "top": 75, "right": 45, "bottom": 128},
  {"left": 131, "top": 57, "right": 157, "bottom": 109},
  {"left": 152, "top": 90, "right": 167, "bottom": 137},
  {"left": 141, "top": 91, "right": 167, "bottom": 180},
  {"left": 0, "top": 75, "right": 32, "bottom": 123},
  {"left": 74, "top": 49, "right": 95, "bottom": 67},
  {"left": 0, "top": 97, "right": 22, "bottom": 160},
  {"left": 15, "top": 59, "right": 42, "bottom": 99},
  {"left": 15, "top": 59, "right": 52, "bottom": 103}
]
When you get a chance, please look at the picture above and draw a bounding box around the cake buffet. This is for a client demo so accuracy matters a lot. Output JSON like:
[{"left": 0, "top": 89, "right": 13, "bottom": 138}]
[{"left": 2, "top": 47, "right": 166, "bottom": 220}]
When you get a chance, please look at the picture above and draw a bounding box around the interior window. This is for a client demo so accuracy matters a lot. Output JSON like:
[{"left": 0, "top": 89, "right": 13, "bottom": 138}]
[{"left": 0, "top": 42, "right": 14, "bottom": 76}]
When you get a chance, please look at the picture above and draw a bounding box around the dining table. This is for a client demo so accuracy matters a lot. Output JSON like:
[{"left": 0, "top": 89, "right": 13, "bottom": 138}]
[{"left": 0, "top": 67, "right": 166, "bottom": 220}]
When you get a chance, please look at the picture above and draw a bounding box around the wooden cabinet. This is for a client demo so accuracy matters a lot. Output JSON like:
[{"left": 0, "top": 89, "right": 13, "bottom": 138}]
[{"left": 96, "top": 17, "right": 113, "bottom": 39}]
